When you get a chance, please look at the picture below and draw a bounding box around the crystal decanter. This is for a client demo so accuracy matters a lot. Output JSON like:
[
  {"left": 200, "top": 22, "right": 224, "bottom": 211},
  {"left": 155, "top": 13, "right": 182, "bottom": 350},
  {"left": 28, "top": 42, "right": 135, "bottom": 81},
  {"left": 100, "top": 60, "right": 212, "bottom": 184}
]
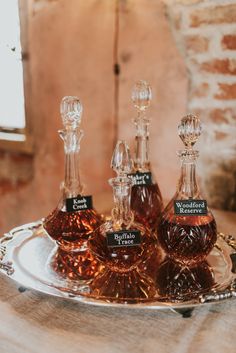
[
  {"left": 43, "top": 96, "right": 102, "bottom": 281},
  {"left": 129, "top": 80, "right": 163, "bottom": 230},
  {"left": 88, "top": 140, "right": 157, "bottom": 302},
  {"left": 158, "top": 114, "right": 217, "bottom": 265}
]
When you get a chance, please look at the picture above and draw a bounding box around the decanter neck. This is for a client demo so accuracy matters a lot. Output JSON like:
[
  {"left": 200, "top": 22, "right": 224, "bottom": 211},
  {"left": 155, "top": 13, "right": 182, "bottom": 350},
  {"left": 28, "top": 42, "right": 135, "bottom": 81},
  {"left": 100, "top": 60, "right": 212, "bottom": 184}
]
[
  {"left": 59, "top": 128, "right": 84, "bottom": 198},
  {"left": 110, "top": 177, "right": 134, "bottom": 228},
  {"left": 134, "top": 114, "right": 150, "bottom": 172},
  {"left": 177, "top": 151, "right": 200, "bottom": 199}
]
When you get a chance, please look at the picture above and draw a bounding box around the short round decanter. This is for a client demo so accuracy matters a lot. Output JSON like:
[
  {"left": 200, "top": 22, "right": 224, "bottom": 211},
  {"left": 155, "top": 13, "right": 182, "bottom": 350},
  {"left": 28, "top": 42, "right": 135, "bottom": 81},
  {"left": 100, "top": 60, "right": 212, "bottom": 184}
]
[
  {"left": 158, "top": 114, "right": 217, "bottom": 265},
  {"left": 130, "top": 80, "right": 163, "bottom": 231},
  {"left": 88, "top": 140, "right": 157, "bottom": 302},
  {"left": 43, "top": 96, "right": 102, "bottom": 281}
]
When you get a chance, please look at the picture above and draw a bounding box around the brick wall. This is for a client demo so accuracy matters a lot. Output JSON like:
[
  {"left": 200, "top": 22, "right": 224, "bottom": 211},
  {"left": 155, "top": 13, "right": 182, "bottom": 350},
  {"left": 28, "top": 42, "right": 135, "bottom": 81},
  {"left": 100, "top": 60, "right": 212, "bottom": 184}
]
[{"left": 165, "top": 0, "right": 236, "bottom": 210}]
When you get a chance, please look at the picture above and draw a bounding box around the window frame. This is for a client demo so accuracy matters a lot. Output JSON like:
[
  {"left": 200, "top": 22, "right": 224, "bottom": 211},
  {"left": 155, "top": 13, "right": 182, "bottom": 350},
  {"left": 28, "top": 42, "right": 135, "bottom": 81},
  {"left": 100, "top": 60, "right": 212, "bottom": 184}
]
[{"left": 0, "top": 0, "right": 33, "bottom": 154}]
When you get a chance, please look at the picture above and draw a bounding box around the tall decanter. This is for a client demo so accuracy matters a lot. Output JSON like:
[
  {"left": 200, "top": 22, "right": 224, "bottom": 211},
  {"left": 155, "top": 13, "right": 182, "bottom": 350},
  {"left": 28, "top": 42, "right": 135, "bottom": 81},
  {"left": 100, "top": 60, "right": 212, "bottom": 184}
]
[
  {"left": 158, "top": 114, "right": 217, "bottom": 265},
  {"left": 129, "top": 80, "right": 163, "bottom": 230},
  {"left": 43, "top": 96, "right": 102, "bottom": 280},
  {"left": 88, "top": 140, "right": 157, "bottom": 302}
]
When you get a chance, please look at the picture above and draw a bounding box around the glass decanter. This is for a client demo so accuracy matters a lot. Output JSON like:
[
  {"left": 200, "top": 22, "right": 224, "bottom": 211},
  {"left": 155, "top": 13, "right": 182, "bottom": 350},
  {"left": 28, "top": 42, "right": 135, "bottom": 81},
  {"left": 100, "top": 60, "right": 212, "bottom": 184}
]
[
  {"left": 43, "top": 96, "right": 102, "bottom": 281},
  {"left": 158, "top": 114, "right": 217, "bottom": 265},
  {"left": 88, "top": 140, "right": 157, "bottom": 302},
  {"left": 129, "top": 80, "right": 163, "bottom": 230}
]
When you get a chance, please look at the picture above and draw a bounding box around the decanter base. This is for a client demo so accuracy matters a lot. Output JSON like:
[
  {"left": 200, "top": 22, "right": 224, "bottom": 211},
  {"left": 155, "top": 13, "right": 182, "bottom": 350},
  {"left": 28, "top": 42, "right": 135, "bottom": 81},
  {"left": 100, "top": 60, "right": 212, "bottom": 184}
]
[{"left": 50, "top": 247, "right": 101, "bottom": 282}]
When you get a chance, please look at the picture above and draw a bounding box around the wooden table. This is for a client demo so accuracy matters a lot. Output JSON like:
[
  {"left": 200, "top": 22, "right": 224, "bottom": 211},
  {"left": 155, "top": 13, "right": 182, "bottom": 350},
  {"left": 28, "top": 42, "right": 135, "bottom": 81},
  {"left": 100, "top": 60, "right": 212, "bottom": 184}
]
[{"left": 0, "top": 210, "right": 236, "bottom": 353}]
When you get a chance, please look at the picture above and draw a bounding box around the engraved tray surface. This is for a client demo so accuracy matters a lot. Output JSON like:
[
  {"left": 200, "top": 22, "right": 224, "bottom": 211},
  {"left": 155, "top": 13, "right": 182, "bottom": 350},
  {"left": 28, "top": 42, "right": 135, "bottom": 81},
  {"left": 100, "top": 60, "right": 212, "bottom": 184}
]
[{"left": 0, "top": 221, "right": 236, "bottom": 311}]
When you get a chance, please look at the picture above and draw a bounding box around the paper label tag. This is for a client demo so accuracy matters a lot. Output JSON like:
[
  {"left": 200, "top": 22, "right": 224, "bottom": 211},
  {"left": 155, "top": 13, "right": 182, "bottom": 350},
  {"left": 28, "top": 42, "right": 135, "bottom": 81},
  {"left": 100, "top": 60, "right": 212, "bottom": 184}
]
[
  {"left": 174, "top": 200, "right": 207, "bottom": 216},
  {"left": 128, "top": 172, "right": 152, "bottom": 186},
  {"left": 106, "top": 230, "right": 141, "bottom": 248},
  {"left": 66, "top": 195, "right": 93, "bottom": 212}
]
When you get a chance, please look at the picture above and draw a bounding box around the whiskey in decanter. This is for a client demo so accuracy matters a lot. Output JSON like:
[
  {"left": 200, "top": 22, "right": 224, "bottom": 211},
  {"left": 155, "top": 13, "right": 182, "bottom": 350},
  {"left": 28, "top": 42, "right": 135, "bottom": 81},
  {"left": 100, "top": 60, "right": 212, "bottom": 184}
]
[
  {"left": 129, "top": 80, "right": 163, "bottom": 230},
  {"left": 158, "top": 114, "right": 217, "bottom": 265},
  {"left": 43, "top": 96, "right": 102, "bottom": 280},
  {"left": 88, "top": 140, "right": 157, "bottom": 302}
]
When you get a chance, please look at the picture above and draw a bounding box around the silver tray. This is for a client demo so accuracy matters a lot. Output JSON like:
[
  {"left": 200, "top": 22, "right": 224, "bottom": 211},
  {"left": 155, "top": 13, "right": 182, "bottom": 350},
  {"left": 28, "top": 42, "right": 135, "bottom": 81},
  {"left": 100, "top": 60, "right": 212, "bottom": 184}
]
[{"left": 0, "top": 221, "right": 236, "bottom": 314}]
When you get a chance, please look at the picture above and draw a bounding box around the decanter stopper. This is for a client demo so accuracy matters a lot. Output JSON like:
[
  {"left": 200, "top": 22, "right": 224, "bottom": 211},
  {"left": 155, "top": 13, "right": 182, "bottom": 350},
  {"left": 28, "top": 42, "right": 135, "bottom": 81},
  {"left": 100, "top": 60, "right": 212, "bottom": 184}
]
[
  {"left": 111, "top": 140, "right": 133, "bottom": 178},
  {"left": 60, "top": 96, "right": 83, "bottom": 129},
  {"left": 131, "top": 80, "right": 152, "bottom": 113},
  {"left": 178, "top": 114, "right": 202, "bottom": 149}
]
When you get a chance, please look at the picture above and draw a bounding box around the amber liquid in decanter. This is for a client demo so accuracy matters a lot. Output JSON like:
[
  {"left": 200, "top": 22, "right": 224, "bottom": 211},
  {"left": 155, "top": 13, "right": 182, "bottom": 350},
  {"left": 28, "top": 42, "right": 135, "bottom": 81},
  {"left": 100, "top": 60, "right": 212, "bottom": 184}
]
[
  {"left": 88, "top": 141, "right": 157, "bottom": 302},
  {"left": 131, "top": 174, "right": 163, "bottom": 230},
  {"left": 90, "top": 218, "right": 156, "bottom": 273},
  {"left": 89, "top": 220, "right": 157, "bottom": 302},
  {"left": 43, "top": 96, "right": 102, "bottom": 281},
  {"left": 129, "top": 81, "right": 163, "bottom": 230},
  {"left": 159, "top": 215, "right": 217, "bottom": 265},
  {"left": 44, "top": 207, "right": 101, "bottom": 252},
  {"left": 44, "top": 207, "right": 101, "bottom": 281},
  {"left": 158, "top": 114, "right": 217, "bottom": 265}
]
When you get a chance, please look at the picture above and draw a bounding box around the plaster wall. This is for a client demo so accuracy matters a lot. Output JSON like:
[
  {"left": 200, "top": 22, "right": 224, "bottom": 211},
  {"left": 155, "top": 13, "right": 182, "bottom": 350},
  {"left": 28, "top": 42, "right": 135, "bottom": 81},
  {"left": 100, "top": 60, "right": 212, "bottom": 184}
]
[{"left": 0, "top": 0, "right": 187, "bottom": 232}]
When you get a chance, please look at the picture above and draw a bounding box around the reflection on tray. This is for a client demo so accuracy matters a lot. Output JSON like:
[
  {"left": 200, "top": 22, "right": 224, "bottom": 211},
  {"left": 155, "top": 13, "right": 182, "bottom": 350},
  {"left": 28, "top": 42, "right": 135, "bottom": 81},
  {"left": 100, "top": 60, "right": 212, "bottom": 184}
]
[
  {"left": 89, "top": 268, "right": 156, "bottom": 304},
  {"left": 1, "top": 223, "right": 235, "bottom": 307},
  {"left": 155, "top": 258, "right": 215, "bottom": 302},
  {"left": 49, "top": 244, "right": 216, "bottom": 303}
]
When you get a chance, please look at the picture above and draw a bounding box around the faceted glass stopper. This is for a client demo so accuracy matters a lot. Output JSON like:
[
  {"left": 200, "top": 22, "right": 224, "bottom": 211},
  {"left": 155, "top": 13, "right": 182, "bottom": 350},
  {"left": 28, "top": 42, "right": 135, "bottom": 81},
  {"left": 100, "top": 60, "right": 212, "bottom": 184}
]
[
  {"left": 60, "top": 96, "right": 83, "bottom": 128},
  {"left": 111, "top": 140, "right": 133, "bottom": 176},
  {"left": 131, "top": 80, "right": 152, "bottom": 112},
  {"left": 178, "top": 114, "right": 202, "bottom": 148}
]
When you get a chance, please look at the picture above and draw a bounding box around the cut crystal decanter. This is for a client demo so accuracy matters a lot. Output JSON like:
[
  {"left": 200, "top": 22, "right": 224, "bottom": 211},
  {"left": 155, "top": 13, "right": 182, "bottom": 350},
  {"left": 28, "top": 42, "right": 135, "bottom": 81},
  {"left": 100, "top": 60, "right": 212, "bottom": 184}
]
[
  {"left": 88, "top": 140, "right": 157, "bottom": 302},
  {"left": 129, "top": 80, "right": 163, "bottom": 230},
  {"left": 158, "top": 114, "right": 217, "bottom": 265},
  {"left": 43, "top": 96, "right": 102, "bottom": 280}
]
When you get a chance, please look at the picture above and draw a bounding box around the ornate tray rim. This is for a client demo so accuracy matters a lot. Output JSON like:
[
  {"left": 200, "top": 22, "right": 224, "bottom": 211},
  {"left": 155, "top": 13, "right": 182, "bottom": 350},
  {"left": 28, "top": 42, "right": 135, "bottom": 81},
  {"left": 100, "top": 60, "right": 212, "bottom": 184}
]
[{"left": 0, "top": 220, "right": 236, "bottom": 312}]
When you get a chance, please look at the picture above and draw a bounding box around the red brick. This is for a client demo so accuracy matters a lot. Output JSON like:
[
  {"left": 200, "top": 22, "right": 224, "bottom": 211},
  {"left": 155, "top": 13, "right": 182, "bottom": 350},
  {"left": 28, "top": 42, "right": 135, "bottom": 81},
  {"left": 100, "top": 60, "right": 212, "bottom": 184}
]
[
  {"left": 190, "top": 4, "right": 236, "bottom": 27},
  {"left": 185, "top": 35, "right": 209, "bottom": 54},
  {"left": 215, "top": 83, "right": 236, "bottom": 100},
  {"left": 190, "top": 82, "right": 209, "bottom": 98},
  {"left": 209, "top": 109, "right": 233, "bottom": 124},
  {"left": 173, "top": 0, "right": 203, "bottom": 4},
  {"left": 215, "top": 131, "right": 228, "bottom": 141},
  {"left": 201, "top": 59, "right": 236, "bottom": 75},
  {"left": 222, "top": 35, "right": 236, "bottom": 50}
]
